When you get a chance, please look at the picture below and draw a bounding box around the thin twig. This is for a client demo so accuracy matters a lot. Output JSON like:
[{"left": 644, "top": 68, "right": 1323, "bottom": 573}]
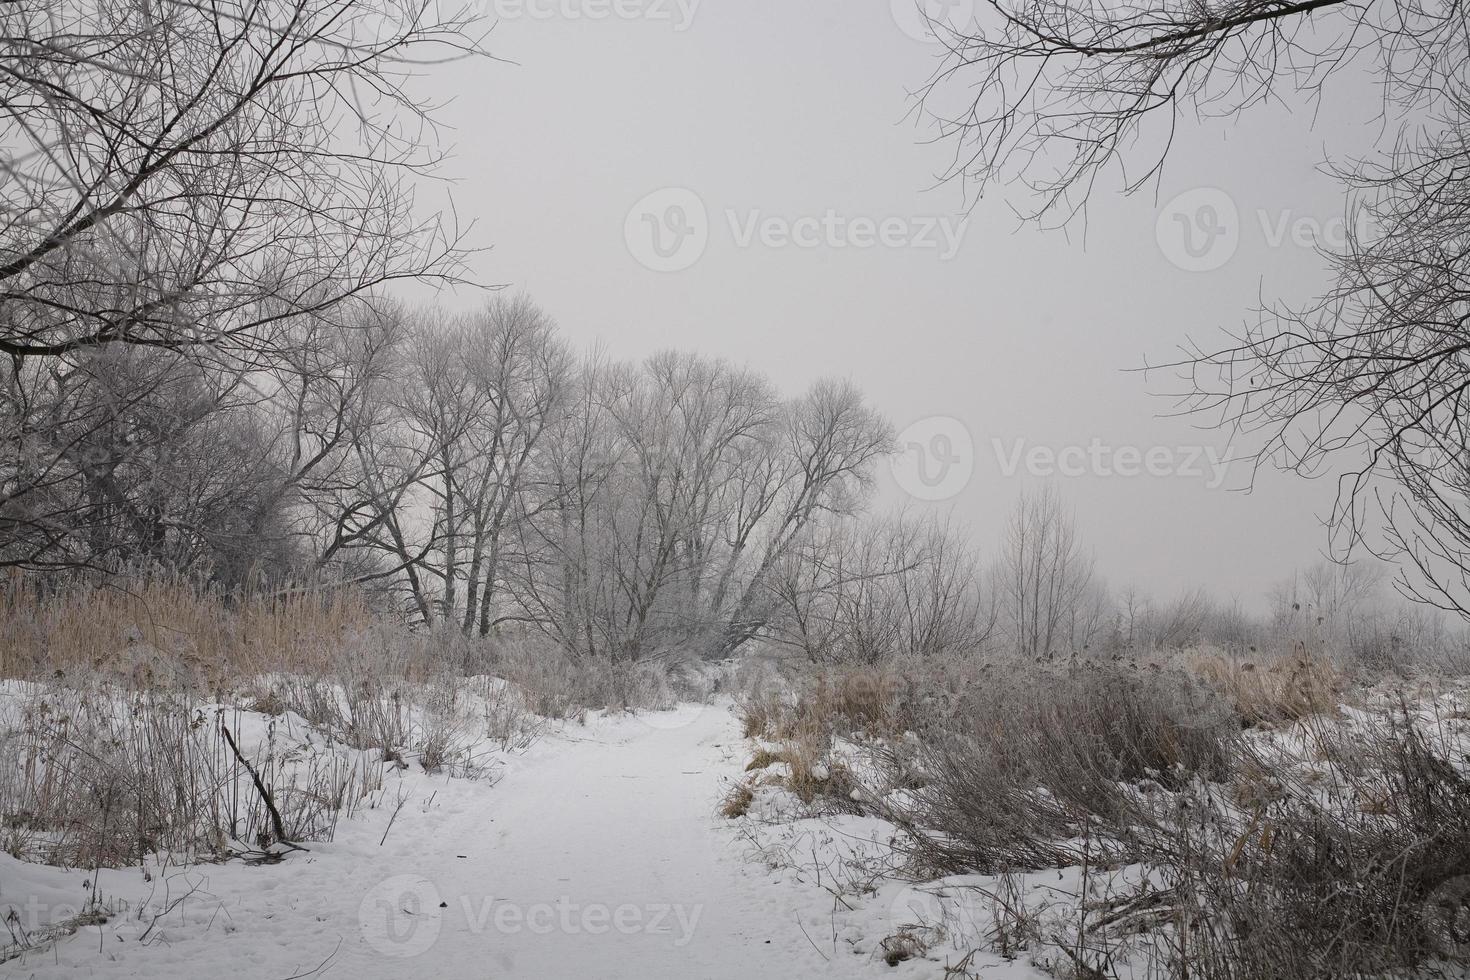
[
  {"left": 795, "top": 912, "right": 829, "bottom": 962},
  {"left": 219, "top": 716, "right": 306, "bottom": 853}
]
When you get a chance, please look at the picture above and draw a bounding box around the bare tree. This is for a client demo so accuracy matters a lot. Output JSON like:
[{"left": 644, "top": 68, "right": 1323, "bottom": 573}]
[
  {"left": 1145, "top": 588, "right": 1214, "bottom": 651},
  {"left": 264, "top": 300, "right": 410, "bottom": 579},
  {"left": 891, "top": 511, "right": 997, "bottom": 657},
  {"left": 0, "top": 0, "right": 479, "bottom": 357},
  {"left": 315, "top": 298, "right": 571, "bottom": 628},
  {"left": 1270, "top": 558, "right": 1385, "bottom": 650},
  {"left": 768, "top": 510, "right": 996, "bottom": 664},
  {"left": 1184, "top": 112, "right": 1470, "bottom": 615},
  {"left": 914, "top": 0, "right": 1462, "bottom": 221},
  {"left": 995, "top": 486, "right": 1107, "bottom": 657},
  {"left": 513, "top": 352, "right": 776, "bottom": 659},
  {"left": 1115, "top": 584, "right": 1149, "bottom": 654},
  {"left": 0, "top": 0, "right": 485, "bottom": 576},
  {"left": 711, "top": 378, "right": 894, "bottom": 656},
  {"left": 451, "top": 298, "right": 572, "bottom": 637},
  {"left": 518, "top": 354, "right": 891, "bottom": 662},
  {"left": 509, "top": 349, "right": 625, "bottom": 657},
  {"left": 0, "top": 344, "right": 293, "bottom": 578},
  {"left": 1303, "top": 560, "right": 1384, "bottom": 624},
  {"left": 911, "top": 0, "right": 1470, "bottom": 617}
]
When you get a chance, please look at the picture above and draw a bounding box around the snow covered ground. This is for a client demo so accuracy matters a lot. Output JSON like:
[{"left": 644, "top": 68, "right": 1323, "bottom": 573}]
[{"left": 0, "top": 702, "right": 966, "bottom": 979}]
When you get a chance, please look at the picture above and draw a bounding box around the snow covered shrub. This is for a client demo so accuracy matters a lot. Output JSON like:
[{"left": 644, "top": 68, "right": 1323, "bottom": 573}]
[
  {"left": 808, "top": 667, "right": 913, "bottom": 736},
  {"left": 740, "top": 734, "right": 861, "bottom": 814},
  {"left": 0, "top": 688, "right": 225, "bottom": 867},
  {"left": 1160, "top": 705, "right": 1470, "bottom": 979},
  {"left": 898, "top": 663, "right": 1237, "bottom": 874},
  {"left": 256, "top": 660, "right": 533, "bottom": 772},
  {"left": 735, "top": 661, "right": 935, "bottom": 743},
  {"left": 487, "top": 636, "right": 678, "bottom": 717},
  {"left": 737, "top": 693, "right": 779, "bottom": 738},
  {"left": 0, "top": 682, "right": 375, "bottom": 867},
  {"left": 718, "top": 781, "right": 754, "bottom": 818},
  {"left": 267, "top": 672, "right": 409, "bottom": 756},
  {"left": 1190, "top": 651, "right": 1343, "bottom": 727},
  {"left": 0, "top": 575, "right": 377, "bottom": 683},
  {"left": 729, "top": 655, "right": 796, "bottom": 738},
  {"left": 1343, "top": 613, "right": 1416, "bottom": 675},
  {"left": 469, "top": 676, "right": 540, "bottom": 752},
  {"left": 417, "top": 726, "right": 455, "bottom": 774}
]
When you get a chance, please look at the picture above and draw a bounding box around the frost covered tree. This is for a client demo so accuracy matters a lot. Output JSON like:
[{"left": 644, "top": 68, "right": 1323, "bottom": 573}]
[
  {"left": 995, "top": 487, "right": 1108, "bottom": 657},
  {"left": 0, "top": 0, "right": 485, "bottom": 573},
  {"left": 912, "top": 0, "right": 1470, "bottom": 617},
  {"left": 517, "top": 353, "right": 892, "bottom": 661}
]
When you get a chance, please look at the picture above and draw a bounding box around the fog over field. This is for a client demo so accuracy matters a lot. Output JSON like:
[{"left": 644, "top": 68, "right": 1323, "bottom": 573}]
[
  {"left": 4, "top": 0, "right": 1470, "bottom": 977},
  {"left": 412, "top": 1, "right": 1389, "bottom": 603}
]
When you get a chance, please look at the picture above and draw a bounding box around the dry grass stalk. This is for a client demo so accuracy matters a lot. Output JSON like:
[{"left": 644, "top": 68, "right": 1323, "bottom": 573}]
[{"left": 1190, "top": 652, "right": 1344, "bottom": 727}]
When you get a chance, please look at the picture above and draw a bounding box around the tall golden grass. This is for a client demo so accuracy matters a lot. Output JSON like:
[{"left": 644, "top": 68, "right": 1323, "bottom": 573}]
[
  {"left": 0, "top": 572, "right": 386, "bottom": 684},
  {"left": 1190, "top": 650, "right": 1345, "bottom": 726},
  {"left": 0, "top": 573, "right": 701, "bottom": 712},
  {"left": 0, "top": 574, "right": 710, "bottom": 871}
]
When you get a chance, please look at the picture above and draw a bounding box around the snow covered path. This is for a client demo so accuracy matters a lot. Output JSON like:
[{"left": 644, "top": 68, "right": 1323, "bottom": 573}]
[
  {"left": 4, "top": 703, "right": 899, "bottom": 979},
  {"left": 352, "top": 702, "right": 890, "bottom": 978}
]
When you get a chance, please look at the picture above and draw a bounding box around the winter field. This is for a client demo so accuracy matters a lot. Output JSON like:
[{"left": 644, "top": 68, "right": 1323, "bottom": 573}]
[
  {"left": 9, "top": 0, "right": 1470, "bottom": 975},
  {"left": 0, "top": 580, "right": 1469, "bottom": 980}
]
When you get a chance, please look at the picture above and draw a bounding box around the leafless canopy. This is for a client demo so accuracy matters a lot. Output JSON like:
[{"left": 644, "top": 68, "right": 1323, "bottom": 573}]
[
  {"left": 1181, "top": 111, "right": 1470, "bottom": 614},
  {"left": 919, "top": 0, "right": 1464, "bottom": 220},
  {"left": 0, "top": 0, "right": 482, "bottom": 358},
  {"left": 916, "top": 0, "right": 1470, "bottom": 615},
  {"left": 0, "top": 0, "right": 487, "bottom": 574}
]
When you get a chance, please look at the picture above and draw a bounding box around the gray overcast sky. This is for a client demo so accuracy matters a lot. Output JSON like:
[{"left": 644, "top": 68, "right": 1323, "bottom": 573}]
[{"left": 409, "top": 0, "right": 1389, "bottom": 608}]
